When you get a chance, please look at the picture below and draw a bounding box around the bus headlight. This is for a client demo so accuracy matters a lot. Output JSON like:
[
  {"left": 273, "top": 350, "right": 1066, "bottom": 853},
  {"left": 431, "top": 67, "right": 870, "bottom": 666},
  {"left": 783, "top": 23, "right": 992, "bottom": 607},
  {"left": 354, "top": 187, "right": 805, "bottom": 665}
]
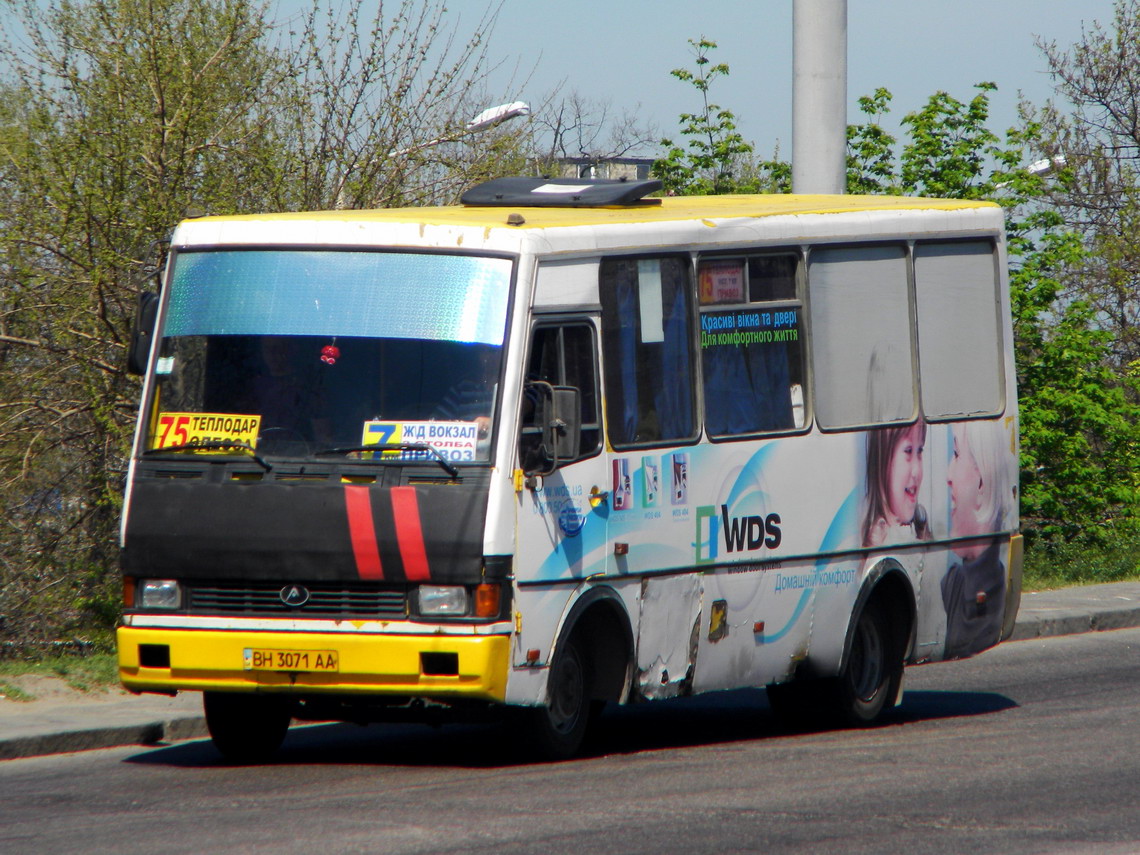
[
  {"left": 415, "top": 585, "right": 469, "bottom": 616},
  {"left": 138, "top": 579, "right": 182, "bottom": 610}
]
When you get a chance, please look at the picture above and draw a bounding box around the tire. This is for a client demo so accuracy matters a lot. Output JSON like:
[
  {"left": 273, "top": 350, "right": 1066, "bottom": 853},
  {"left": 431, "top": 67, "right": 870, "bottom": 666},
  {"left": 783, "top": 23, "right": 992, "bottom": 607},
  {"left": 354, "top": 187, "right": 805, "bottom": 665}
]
[
  {"left": 836, "top": 599, "right": 900, "bottom": 726},
  {"left": 767, "top": 600, "right": 902, "bottom": 730},
  {"left": 521, "top": 637, "right": 594, "bottom": 761},
  {"left": 204, "top": 692, "right": 292, "bottom": 763}
]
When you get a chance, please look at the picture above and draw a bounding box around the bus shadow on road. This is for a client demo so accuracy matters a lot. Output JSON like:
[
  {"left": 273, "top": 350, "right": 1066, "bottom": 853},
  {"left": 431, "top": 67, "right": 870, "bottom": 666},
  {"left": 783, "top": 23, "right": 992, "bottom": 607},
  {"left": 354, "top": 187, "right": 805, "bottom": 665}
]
[
  {"left": 584, "top": 688, "right": 1018, "bottom": 756},
  {"left": 887, "top": 689, "right": 1018, "bottom": 724},
  {"left": 123, "top": 687, "right": 1017, "bottom": 769}
]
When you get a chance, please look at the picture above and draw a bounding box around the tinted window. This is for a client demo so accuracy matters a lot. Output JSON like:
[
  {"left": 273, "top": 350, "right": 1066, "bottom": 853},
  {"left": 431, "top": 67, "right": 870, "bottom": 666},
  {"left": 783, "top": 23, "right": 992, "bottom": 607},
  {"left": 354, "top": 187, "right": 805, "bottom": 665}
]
[
  {"left": 699, "top": 254, "right": 807, "bottom": 436},
  {"left": 600, "top": 257, "right": 697, "bottom": 447}
]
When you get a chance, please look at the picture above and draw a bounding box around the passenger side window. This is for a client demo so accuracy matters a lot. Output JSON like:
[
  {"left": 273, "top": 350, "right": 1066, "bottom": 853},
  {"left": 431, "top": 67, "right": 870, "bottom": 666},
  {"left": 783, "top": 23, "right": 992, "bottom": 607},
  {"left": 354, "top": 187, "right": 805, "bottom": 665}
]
[
  {"left": 913, "top": 241, "right": 1003, "bottom": 418},
  {"left": 599, "top": 256, "right": 697, "bottom": 448},
  {"left": 808, "top": 245, "right": 914, "bottom": 428},
  {"left": 698, "top": 253, "right": 807, "bottom": 436}
]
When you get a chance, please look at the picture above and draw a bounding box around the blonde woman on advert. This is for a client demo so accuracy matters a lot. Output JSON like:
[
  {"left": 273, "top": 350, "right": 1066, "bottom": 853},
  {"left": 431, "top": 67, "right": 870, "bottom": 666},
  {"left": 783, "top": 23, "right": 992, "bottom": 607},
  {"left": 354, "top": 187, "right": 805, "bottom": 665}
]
[{"left": 941, "top": 420, "right": 1013, "bottom": 658}]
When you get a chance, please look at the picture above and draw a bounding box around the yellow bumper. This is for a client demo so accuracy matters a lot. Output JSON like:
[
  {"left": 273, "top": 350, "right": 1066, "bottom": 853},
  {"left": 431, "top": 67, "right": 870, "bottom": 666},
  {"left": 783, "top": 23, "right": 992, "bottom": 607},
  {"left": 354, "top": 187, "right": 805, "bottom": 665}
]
[{"left": 117, "top": 626, "right": 509, "bottom": 702}]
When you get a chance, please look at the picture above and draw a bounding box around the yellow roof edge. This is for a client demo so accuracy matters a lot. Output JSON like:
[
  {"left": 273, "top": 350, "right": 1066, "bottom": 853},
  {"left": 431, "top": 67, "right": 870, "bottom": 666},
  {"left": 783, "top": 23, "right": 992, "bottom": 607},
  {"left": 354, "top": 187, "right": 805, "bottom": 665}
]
[{"left": 180, "top": 193, "right": 1000, "bottom": 231}]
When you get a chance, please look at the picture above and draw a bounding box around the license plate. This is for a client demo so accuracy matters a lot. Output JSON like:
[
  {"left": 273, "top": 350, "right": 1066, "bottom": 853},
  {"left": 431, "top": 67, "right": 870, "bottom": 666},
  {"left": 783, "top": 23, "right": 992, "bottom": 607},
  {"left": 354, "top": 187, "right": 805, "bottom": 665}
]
[{"left": 243, "top": 648, "right": 339, "bottom": 672}]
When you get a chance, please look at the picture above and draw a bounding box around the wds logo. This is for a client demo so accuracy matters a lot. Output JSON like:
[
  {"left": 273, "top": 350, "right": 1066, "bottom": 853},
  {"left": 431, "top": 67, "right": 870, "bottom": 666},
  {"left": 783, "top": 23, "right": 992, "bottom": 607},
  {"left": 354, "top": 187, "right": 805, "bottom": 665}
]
[{"left": 695, "top": 505, "right": 782, "bottom": 564}]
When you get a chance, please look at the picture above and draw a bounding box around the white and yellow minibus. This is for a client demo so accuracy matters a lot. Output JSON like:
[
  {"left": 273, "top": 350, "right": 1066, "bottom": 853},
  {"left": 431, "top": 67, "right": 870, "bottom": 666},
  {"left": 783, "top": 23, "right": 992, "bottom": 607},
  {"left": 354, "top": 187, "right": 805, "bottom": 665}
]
[{"left": 117, "top": 177, "right": 1022, "bottom": 760}]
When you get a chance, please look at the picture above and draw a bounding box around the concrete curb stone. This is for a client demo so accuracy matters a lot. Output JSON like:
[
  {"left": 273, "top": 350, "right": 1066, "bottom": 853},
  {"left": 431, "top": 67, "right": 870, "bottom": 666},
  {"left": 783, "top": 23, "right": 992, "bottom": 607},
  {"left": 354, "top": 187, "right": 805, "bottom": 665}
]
[
  {"left": 0, "top": 717, "right": 208, "bottom": 762},
  {"left": 1007, "top": 581, "right": 1140, "bottom": 641}
]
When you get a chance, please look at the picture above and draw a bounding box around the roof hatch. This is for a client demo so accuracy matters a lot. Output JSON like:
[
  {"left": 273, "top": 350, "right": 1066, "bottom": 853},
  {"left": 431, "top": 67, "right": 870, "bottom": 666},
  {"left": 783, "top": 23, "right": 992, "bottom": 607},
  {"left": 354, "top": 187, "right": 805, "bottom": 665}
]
[{"left": 460, "top": 177, "right": 663, "bottom": 208}]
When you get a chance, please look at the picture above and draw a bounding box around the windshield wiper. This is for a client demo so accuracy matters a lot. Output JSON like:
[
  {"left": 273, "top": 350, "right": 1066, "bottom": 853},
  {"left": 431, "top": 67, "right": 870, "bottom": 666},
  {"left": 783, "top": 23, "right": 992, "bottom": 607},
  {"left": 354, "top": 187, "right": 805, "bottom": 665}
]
[
  {"left": 142, "top": 441, "right": 273, "bottom": 472},
  {"left": 315, "top": 443, "right": 460, "bottom": 479}
]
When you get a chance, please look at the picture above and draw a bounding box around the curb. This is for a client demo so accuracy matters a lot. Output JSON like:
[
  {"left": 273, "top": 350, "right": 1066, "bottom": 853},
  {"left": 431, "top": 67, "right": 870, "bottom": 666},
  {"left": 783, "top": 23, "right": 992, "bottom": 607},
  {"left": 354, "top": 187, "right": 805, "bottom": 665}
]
[
  {"left": 0, "top": 716, "right": 208, "bottom": 762},
  {"left": 1006, "top": 606, "right": 1140, "bottom": 642}
]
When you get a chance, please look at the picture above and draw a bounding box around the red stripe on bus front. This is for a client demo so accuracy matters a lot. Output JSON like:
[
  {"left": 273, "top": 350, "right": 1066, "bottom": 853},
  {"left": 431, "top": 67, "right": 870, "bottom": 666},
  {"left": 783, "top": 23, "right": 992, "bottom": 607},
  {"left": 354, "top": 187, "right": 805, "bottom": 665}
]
[
  {"left": 344, "top": 485, "right": 384, "bottom": 580},
  {"left": 391, "top": 486, "right": 431, "bottom": 581}
]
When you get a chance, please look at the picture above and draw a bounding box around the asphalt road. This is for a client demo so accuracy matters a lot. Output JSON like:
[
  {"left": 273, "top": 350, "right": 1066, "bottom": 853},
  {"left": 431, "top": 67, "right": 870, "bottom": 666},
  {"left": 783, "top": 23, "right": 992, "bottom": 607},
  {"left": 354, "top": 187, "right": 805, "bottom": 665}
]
[{"left": 2, "top": 628, "right": 1138, "bottom": 855}]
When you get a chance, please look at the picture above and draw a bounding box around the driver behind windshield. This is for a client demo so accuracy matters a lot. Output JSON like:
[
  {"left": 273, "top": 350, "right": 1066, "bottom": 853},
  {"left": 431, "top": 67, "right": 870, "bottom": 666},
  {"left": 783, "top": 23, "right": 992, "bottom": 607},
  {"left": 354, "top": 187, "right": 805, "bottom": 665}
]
[
  {"left": 248, "top": 336, "right": 330, "bottom": 444},
  {"left": 432, "top": 344, "right": 499, "bottom": 441}
]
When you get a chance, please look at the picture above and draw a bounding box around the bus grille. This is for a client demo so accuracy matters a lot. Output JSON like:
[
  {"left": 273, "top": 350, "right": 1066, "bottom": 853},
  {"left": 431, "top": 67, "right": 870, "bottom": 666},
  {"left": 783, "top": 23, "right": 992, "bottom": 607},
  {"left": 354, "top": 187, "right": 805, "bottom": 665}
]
[{"left": 188, "top": 582, "right": 408, "bottom": 618}]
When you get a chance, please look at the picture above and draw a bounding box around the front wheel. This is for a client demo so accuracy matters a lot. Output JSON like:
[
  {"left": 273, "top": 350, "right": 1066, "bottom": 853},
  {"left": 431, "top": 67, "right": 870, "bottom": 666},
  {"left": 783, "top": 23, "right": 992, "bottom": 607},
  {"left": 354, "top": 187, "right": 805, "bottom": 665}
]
[
  {"left": 519, "top": 637, "right": 595, "bottom": 761},
  {"left": 203, "top": 692, "right": 292, "bottom": 763}
]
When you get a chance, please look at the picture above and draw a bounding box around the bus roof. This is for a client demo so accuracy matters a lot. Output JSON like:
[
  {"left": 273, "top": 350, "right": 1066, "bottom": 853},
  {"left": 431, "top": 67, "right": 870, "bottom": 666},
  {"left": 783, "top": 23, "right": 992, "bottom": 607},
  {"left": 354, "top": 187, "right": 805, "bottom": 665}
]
[
  {"left": 182, "top": 193, "right": 998, "bottom": 232},
  {"left": 171, "top": 188, "right": 1005, "bottom": 257}
]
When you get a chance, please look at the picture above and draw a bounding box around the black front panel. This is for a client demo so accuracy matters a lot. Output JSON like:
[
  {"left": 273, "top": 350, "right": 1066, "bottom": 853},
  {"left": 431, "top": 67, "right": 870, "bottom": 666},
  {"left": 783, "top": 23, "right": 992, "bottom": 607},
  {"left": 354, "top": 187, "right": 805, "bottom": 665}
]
[{"left": 122, "top": 465, "right": 489, "bottom": 585}]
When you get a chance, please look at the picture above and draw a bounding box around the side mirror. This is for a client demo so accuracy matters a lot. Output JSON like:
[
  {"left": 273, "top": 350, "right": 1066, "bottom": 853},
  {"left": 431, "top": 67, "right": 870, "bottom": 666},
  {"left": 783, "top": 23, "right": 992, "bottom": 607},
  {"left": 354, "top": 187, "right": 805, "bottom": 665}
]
[
  {"left": 526, "top": 382, "right": 582, "bottom": 476},
  {"left": 126, "top": 291, "right": 159, "bottom": 376},
  {"left": 546, "top": 386, "right": 582, "bottom": 469}
]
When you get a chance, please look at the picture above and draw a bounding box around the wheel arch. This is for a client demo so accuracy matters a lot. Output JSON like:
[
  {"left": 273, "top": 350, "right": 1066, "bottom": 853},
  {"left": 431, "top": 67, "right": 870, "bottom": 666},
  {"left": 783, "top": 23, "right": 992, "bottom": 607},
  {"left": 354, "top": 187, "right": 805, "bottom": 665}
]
[
  {"left": 551, "top": 584, "right": 635, "bottom": 705},
  {"left": 841, "top": 560, "right": 916, "bottom": 677}
]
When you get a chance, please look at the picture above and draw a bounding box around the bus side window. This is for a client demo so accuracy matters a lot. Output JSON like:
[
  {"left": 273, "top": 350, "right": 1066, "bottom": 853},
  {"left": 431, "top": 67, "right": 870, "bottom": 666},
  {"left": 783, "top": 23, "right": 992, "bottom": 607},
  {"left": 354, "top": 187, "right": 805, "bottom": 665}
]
[
  {"left": 913, "top": 241, "right": 1003, "bottom": 419},
  {"left": 699, "top": 254, "right": 807, "bottom": 437},
  {"left": 519, "top": 323, "right": 601, "bottom": 471},
  {"left": 809, "top": 245, "right": 914, "bottom": 428},
  {"left": 599, "top": 256, "right": 697, "bottom": 447}
]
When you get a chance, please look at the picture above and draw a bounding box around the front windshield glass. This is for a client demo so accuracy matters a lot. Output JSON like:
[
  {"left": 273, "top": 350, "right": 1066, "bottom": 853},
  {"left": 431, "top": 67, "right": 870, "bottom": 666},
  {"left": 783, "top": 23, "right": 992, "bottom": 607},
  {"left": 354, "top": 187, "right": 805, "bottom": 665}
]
[{"left": 146, "top": 249, "right": 513, "bottom": 464}]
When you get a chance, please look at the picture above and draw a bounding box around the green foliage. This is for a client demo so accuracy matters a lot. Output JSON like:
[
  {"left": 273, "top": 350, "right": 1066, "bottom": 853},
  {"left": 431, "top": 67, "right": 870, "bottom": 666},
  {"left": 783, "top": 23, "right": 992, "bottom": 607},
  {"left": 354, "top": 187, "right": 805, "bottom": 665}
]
[
  {"left": 1030, "top": 0, "right": 1140, "bottom": 376},
  {"left": 846, "top": 88, "right": 898, "bottom": 195},
  {"left": 1010, "top": 211, "right": 1140, "bottom": 543},
  {"left": 1008, "top": 0, "right": 1140, "bottom": 548},
  {"left": 653, "top": 38, "right": 789, "bottom": 195},
  {"left": 0, "top": 0, "right": 283, "bottom": 649},
  {"left": 898, "top": 82, "right": 1011, "bottom": 198},
  {"left": 847, "top": 82, "right": 1022, "bottom": 200},
  {"left": 1023, "top": 525, "right": 1140, "bottom": 589}
]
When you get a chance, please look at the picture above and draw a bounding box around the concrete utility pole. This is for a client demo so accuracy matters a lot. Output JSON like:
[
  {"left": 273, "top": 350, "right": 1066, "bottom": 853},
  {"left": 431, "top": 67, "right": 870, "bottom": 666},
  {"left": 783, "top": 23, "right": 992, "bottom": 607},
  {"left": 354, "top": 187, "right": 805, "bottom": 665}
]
[{"left": 792, "top": 0, "right": 848, "bottom": 194}]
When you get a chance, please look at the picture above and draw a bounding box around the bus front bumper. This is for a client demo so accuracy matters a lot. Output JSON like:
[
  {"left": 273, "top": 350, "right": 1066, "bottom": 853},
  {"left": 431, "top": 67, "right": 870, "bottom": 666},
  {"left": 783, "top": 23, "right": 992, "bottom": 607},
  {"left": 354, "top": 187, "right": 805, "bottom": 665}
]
[{"left": 117, "top": 626, "right": 510, "bottom": 702}]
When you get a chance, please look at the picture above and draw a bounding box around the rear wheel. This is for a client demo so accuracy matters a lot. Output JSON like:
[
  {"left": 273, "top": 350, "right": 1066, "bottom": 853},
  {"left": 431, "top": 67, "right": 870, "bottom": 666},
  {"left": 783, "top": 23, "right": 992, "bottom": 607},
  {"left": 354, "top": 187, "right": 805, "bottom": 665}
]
[
  {"left": 836, "top": 599, "right": 899, "bottom": 725},
  {"left": 767, "top": 599, "right": 902, "bottom": 729},
  {"left": 203, "top": 692, "right": 292, "bottom": 763}
]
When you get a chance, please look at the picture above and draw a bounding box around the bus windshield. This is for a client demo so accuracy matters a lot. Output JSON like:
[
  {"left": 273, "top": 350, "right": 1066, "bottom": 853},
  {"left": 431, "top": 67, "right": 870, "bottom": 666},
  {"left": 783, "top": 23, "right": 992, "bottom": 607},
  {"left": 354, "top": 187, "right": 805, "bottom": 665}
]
[{"left": 146, "top": 249, "right": 514, "bottom": 463}]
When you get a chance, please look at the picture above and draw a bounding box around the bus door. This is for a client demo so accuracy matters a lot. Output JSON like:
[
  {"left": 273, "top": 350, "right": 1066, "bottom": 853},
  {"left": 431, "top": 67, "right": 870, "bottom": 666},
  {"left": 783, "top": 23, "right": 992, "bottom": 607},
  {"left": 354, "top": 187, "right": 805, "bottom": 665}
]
[{"left": 514, "top": 319, "right": 608, "bottom": 631}]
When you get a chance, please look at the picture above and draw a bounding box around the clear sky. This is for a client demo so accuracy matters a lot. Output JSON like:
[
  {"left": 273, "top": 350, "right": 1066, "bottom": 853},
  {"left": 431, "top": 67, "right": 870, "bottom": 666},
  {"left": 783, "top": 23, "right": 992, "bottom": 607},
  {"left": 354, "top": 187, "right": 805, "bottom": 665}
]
[{"left": 473, "top": 0, "right": 1121, "bottom": 157}]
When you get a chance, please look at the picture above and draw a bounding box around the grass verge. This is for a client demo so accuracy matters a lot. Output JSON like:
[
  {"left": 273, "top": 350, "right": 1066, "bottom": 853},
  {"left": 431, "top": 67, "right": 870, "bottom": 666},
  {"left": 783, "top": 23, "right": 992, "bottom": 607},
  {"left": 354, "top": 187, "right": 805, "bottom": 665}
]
[
  {"left": 1023, "top": 528, "right": 1140, "bottom": 590},
  {"left": 0, "top": 681, "right": 35, "bottom": 702},
  {"left": 0, "top": 652, "right": 120, "bottom": 700}
]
